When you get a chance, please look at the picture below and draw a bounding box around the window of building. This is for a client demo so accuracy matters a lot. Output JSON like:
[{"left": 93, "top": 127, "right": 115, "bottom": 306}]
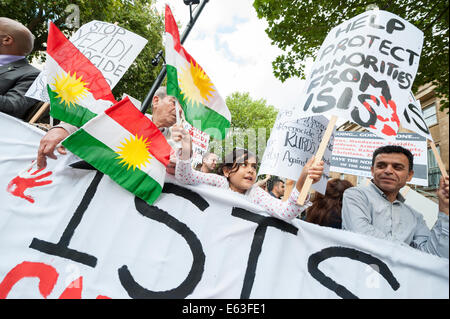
[
  {"left": 427, "top": 145, "right": 441, "bottom": 188},
  {"left": 423, "top": 103, "right": 438, "bottom": 127}
]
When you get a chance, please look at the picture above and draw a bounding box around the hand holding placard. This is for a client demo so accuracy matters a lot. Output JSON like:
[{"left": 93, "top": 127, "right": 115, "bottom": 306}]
[{"left": 297, "top": 115, "right": 338, "bottom": 205}]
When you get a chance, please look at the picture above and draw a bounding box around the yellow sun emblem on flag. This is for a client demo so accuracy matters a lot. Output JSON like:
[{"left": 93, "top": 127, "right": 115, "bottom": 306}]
[
  {"left": 178, "top": 61, "right": 215, "bottom": 107},
  {"left": 115, "top": 134, "right": 152, "bottom": 171},
  {"left": 52, "top": 71, "right": 90, "bottom": 107}
]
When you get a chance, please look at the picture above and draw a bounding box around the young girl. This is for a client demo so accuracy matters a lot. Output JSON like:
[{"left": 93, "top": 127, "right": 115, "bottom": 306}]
[{"left": 171, "top": 126, "right": 324, "bottom": 221}]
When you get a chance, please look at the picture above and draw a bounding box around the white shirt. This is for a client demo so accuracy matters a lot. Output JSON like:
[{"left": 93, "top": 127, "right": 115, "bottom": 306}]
[{"left": 0, "top": 54, "right": 25, "bottom": 66}]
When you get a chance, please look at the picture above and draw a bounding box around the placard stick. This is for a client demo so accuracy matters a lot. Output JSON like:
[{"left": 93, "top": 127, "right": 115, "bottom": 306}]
[
  {"left": 297, "top": 115, "right": 337, "bottom": 205},
  {"left": 29, "top": 102, "right": 49, "bottom": 124},
  {"left": 429, "top": 140, "right": 448, "bottom": 178},
  {"left": 282, "top": 179, "right": 295, "bottom": 202}
]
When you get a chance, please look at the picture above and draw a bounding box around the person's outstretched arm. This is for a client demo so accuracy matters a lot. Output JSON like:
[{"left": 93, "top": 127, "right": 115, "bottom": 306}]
[
  {"left": 411, "top": 176, "right": 449, "bottom": 258},
  {"left": 36, "top": 122, "right": 77, "bottom": 169},
  {"left": 171, "top": 125, "right": 227, "bottom": 188}
]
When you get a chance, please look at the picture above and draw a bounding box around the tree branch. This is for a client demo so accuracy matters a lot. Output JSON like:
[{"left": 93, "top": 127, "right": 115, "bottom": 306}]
[
  {"left": 423, "top": 4, "right": 449, "bottom": 32},
  {"left": 417, "top": 0, "right": 445, "bottom": 28}
]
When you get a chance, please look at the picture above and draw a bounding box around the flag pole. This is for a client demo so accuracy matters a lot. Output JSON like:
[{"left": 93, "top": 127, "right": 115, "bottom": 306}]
[
  {"left": 140, "top": 0, "right": 210, "bottom": 114},
  {"left": 297, "top": 115, "right": 337, "bottom": 205}
]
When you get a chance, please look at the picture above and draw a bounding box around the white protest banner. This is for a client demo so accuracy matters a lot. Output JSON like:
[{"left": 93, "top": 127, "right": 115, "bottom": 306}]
[
  {"left": 403, "top": 187, "right": 439, "bottom": 229},
  {"left": 26, "top": 21, "right": 148, "bottom": 102},
  {"left": 259, "top": 110, "right": 334, "bottom": 194},
  {"left": 183, "top": 121, "right": 210, "bottom": 168},
  {"left": 296, "top": 10, "right": 423, "bottom": 140},
  {"left": 399, "top": 92, "right": 433, "bottom": 141},
  {"left": 330, "top": 131, "right": 428, "bottom": 186},
  {"left": 0, "top": 113, "right": 448, "bottom": 299}
]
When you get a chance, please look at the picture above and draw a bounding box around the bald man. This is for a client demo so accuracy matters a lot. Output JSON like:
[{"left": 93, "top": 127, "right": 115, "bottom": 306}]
[{"left": 0, "top": 17, "right": 40, "bottom": 120}]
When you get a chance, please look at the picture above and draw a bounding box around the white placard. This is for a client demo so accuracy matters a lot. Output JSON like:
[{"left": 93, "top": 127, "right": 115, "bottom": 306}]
[
  {"left": 259, "top": 110, "right": 334, "bottom": 194},
  {"left": 295, "top": 10, "right": 423, "bottom": 140},
  {"left": 26, "top": 21, "right": 148, "bottom": 102},
  {"left": 399, "top": 92, "right": 433, "bottom": 141},
  {"left": 330, "top": 131, "right": 428, "bottom": 186},
  {"left": 183, "top": 121, "right": 210, "bottom": 167}
]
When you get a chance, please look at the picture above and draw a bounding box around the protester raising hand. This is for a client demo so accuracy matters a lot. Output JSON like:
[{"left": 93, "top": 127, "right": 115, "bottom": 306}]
[
  {"left": 438, "top": 176, "right": 449, "bottom": 216},
  {"left": 170, "top": 124, "right": 192, "bottom": 160},
  {"left": 256, "top": 174, "right": 271, "bottom": 191},
  {"left": 295, "top": 156, "right": 324, "bottom": 192}
]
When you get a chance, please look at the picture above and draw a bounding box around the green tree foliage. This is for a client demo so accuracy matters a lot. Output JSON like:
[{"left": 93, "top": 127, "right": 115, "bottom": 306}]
[
  {"left": 0, "top": 0, "right": 164, "bottom": 103},
  {"left": 253, "top": 0, "right": 449, "bottom": 110},
  {"left": 227, "top": 92, "right": 278, "bottom": 131},
  {"left": 209, "top": 92, "right": 278, "bottom": 163}
]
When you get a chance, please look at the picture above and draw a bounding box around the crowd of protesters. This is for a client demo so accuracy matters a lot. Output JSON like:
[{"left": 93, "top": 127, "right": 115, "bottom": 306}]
[{"left": 1, "top": 17, "right": 448, "bottom": 259}]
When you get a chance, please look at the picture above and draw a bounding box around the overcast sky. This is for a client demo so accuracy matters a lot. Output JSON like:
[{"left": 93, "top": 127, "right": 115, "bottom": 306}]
[{"left": 154, "top": 0, "right": 313, "bottom": 111}]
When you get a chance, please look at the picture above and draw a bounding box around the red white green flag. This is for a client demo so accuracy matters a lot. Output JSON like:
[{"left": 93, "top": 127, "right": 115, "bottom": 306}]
[
  {"left": 62, "top": 97, "right": 172, "bottom": 204},
  {"left": 45, "top": 21, "right": 117, "bottom": 127},
  {"left": 165, "top": 5, "right": 231, "bottom": 140}
]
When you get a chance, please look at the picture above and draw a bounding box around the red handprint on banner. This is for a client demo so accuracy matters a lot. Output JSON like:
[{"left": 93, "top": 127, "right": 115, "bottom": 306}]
[
  {"left": 0, "top": 261, "right": 111, "bottom": 299},
  {"left": 6, "top": 163, "right": 53, "bottom": 203},
  {"left": 0, "top": 261, "right": 58, "bottom": 299},
  {"left": 361, "top": 94, "right": 400, "bottom": 137}
]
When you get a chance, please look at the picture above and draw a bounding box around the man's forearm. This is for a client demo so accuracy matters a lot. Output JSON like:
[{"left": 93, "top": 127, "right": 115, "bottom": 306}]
[{"left": 51, "top": 122, "right": 77, "bottom": 135}]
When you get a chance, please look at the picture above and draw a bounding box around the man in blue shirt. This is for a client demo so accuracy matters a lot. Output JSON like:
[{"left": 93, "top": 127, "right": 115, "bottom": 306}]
[
  {"left": 269, "top": 177, "right": 285, "bottom": 199},
  {"left": 342, "top": 145, "right": 449, "bottom": 258}
]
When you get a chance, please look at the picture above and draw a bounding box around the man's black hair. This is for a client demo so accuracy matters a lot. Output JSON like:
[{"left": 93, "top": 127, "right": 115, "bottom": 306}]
[
  {"left": 268, "top": 176, "right": 284, "bottom": 192},
  {"left": 372, "top": 145, "right": 414, "bottom": 171}
]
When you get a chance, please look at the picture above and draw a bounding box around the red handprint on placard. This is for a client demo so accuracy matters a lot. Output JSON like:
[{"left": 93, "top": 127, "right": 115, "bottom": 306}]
[
  {"left": 363, "top": 95, "right": 400, "bottom": 137},
  {"left": 6, "top": 164, "right": 53, "bottom": 203}
]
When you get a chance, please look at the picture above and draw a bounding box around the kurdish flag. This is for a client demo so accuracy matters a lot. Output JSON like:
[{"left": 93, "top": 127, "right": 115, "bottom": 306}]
[
  {"left": 62, "top": 97, "right": 172, "bottom": 205},
  {"left": 46, "top": 21, "right": 117, "bottom": 127},
  {"left": 165, "top": 5, "right": 231, "bottom": 140}
]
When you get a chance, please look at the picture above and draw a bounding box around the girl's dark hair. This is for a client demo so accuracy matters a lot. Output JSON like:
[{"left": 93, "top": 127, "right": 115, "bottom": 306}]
[
  {"left": 217, "top": 148, "right": 257, "bottom": 177},
  {"left": 305, "top": 178, "right": 353, "bottom": 228}
]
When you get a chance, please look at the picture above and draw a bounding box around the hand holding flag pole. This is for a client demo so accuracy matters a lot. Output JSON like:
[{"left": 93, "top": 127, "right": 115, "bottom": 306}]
[{"left": 168, "top": 101, "right": 183, "bottom": 151}]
